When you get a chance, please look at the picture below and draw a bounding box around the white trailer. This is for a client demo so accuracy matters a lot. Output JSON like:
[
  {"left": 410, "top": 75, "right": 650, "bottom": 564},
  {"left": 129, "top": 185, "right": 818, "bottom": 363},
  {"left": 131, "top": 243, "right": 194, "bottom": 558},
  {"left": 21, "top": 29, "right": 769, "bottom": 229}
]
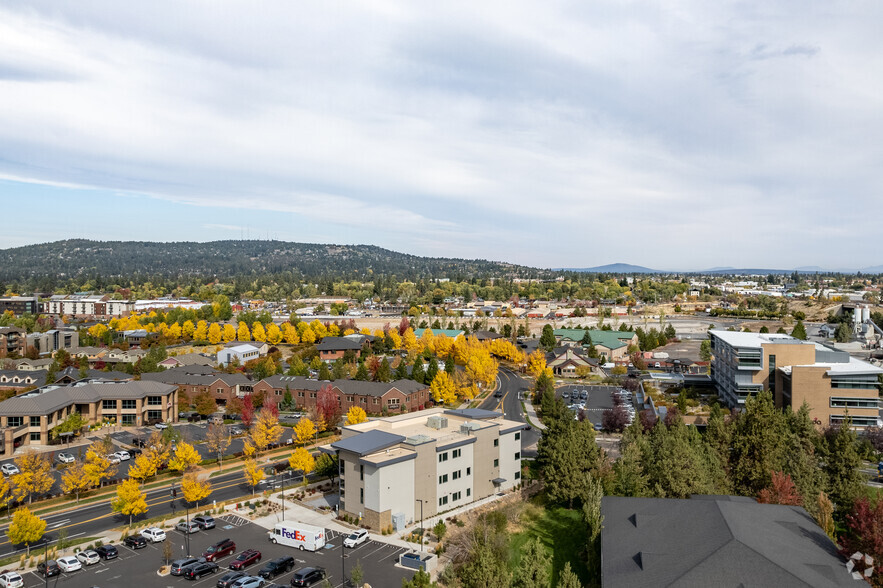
[{"left": 268, "top": 522, "right": 326, "bottom": 551}]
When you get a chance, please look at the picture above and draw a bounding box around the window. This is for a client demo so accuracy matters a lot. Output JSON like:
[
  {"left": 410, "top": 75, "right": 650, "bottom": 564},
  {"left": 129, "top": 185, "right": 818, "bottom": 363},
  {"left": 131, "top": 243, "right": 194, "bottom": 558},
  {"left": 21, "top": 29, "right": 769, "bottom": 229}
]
[
  {"left": 147, "top": 410, "right": 162, "bottom": 421},
  {"left": 452, "top": 470, "right": 461, "bottom": 480},
  {"left": 387, "top": 398, "right": 400, "bottom": 407},
  {"left": 102, "top": 400, "right": 117, "bottom": 410},
  {"left": 831, "top": 414, "right": 879, "bottom": 428},
  {"left": 438, "top": 452, "right": 448, "bottom": 463},
  {"left": 466, "top": 467, "right": 471, "bottom": 476},
  {"left": 493, "top": 439, "right": 499, "bottom": 447},
  {"left": 452, "top": 448, "right": 461, "bottom": 458},
  {"left": 493, "top": 459, "right": 499, "bottom": 468},
  {"left": 452, "top": 491, "right": 461, "bottom": 501},
  {"left": 515, "top": 432, "right": 520, "bottom": 441},
  {"left": 360, "top": 465, "right": 364, "bottom": 481},
  {"left": 373, "top": 398, "right": 379, "bottom": 405},
  {"left": 439, "top": 496, "right": 448, "bottom": 507},
  {"left": 830, "top": 397, "right": 881, "bottom": 409},
  {"left": 29, "top": 416, "right": 40, "bottom": 427},
  {"left": 7, "top": 417, "right": 22, "bottom": 427},
  {"left": 360, "top": 488, "right": 364, "bottom": 504},
  {"left": 467, "top": 488, "right": 471, "bottom": 497},
  {"left": 515, "top": 471, "right": 521, "bottom": 480},
  {"left": 122, "top": 400, "right": 136, "bottom": 410},
  {"left": 147, "top": 396, "right": 162, "bottom": 406},
  {"left": 298, "top": 391, "right": 305, "bottom": 398},
  {"left": 30, "top": 432, "right": 41, "bottom": 441},
  {"left": 768, "top": 354, "right": 776, "bottom": 394},
  {"left": 515, "top": 452, "right": 520, "bottom": 460},
  {"left": 122, "top": 414, "right": 135, "bottom": 425},
  {"left": 439, "top": 474, "right": 448, "bottom": 484}
]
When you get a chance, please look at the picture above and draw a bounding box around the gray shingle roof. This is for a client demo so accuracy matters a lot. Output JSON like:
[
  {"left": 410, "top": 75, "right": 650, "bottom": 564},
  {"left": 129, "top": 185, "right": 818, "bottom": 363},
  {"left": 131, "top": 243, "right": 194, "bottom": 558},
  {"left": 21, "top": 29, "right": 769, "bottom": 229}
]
[
  {"left": 601, "top": 495, "right": 854, "bottom": 588},
  {"left": 141, "top": 366, "right": 250, "bottom": 387},
  {"left": 331, "top": 430, "right": 406, "bottom": 456},
  {"left": 257, "top": 375, "right": 425, "bottom": 398},
  {"left": 315, "top": 337, "right": 363, "bottom": 351},
  {"left": 0, "top": 381, "right": 176, "bottom": 417}
]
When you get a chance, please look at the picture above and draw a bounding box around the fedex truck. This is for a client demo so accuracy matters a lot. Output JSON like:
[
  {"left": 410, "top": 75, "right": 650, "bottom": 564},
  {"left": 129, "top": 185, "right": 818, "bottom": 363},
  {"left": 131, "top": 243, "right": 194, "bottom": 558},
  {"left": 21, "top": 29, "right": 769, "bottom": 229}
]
[{"left": 269, "top": 522, "right": 326, "bottom": 551}]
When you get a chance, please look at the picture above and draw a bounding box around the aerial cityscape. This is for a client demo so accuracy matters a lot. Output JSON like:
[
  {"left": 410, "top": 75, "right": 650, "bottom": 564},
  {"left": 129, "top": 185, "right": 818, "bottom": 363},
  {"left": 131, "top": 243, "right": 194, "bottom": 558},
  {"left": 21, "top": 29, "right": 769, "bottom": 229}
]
[{"left": 1, "top": 2, "right": 882, "bottom": 588}]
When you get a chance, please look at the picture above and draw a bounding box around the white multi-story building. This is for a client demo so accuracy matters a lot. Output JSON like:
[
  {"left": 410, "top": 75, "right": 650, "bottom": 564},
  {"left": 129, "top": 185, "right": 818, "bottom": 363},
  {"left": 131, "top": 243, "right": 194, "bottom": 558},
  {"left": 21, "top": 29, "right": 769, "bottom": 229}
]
[{"left": 326, "top": 408, "right": 525, "bottom": 530}]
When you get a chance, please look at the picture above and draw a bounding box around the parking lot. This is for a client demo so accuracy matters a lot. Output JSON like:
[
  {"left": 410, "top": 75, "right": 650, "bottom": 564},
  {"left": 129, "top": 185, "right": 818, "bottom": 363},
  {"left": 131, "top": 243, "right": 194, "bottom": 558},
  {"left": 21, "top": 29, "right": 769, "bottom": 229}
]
[
  {"left": 13, "top": 514, "right": 418, "bottom": 588},
  {"left": 557, "top": 384, "right": 635, "bottom": 429}
]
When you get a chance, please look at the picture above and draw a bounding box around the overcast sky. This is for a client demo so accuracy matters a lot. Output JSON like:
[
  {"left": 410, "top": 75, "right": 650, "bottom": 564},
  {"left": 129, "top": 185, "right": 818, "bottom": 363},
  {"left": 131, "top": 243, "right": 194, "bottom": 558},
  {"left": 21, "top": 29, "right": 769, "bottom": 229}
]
[{"left": 1, "top": 1, "right": 881, "bottom": 271}]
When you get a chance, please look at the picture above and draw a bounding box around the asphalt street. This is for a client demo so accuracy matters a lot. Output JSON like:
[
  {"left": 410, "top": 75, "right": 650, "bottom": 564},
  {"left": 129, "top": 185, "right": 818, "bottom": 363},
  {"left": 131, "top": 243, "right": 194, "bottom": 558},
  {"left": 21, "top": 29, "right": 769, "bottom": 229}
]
[{"left": 478, "top": 366, "right": 540, "bottom": 456}]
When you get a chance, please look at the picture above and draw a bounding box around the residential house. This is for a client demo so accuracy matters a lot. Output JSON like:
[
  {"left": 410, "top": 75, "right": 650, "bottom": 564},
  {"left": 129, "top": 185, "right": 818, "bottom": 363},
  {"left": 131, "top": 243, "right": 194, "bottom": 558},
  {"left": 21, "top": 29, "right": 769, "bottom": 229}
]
[
  {"left": 141, "top": 365, "right": 252, "bottom": 408},
  {"left": 0, "top": 370, "right": 47, "bottom": 394},
  {"left": 252, "top": 376, "right": 431, "bottom": 414},
  {"left": 158, "top": 353, "right": 215, "bottom": 369},
  {"left": 52, "top": 366, "right": 132, "bottom": 385},
  {"left": 545, "top": 347, "right": 599, "bottom": 377},
  {"left": 554, "top": 329, "right": 638, "bottom": 360},
  {"left": 315, "top": 337, "right": 364, "bottom": 362}
]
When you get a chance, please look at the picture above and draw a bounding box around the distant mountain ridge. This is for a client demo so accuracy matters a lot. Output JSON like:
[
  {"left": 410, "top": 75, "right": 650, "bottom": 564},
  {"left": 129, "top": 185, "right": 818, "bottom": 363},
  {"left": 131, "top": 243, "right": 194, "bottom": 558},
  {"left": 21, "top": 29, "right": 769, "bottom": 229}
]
[{"left": 559, "top": 263, "right": 664, "bottom": 274}]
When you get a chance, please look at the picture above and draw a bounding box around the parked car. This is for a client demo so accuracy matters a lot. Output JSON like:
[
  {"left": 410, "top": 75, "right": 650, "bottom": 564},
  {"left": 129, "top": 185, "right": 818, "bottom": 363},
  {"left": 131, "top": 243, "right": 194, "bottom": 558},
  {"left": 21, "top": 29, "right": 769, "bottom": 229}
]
[
  {"left": 203, "top": 538, "right": 236, "bottom": 562},
  {"left": 289, "top": 567, "right": 326, "bottom": 587},
  {"left": 95, "top": 544, "right": 119, "bottom": 560},
  {"left": 124, "top": 534, "right": 147, "bottom": 549},
  {"left": 343, "top": 529, "right": 368, "bottom": 548},
  {"left": 230, "top": 427, "right": 244, "bottom": 435},
  {"left": 128, "top": 447, "right": 142, "bottom": 457},
  {"left": 105, "top": 454, "right": 121, "bottom": 465},
  {"left": 0, "top": 464, "right": 19, "bottom": 476},
  {"left": 113, "top": 450, "right": 131, "bottom": 461},
  {"left": 229, "top": 549, "right": 262, "bottom": 570},
  {"left": 231, "top": 576, "right": 265, "bottom": 588},
  {"left": 176, "top": 520, "right": 201, "bottom": 534},
  {"left": 36, "top": 560, "right": 61, "bottom": 577},
  {"left": 56, "top": 556, "right": 83, "bottom": 572},
  {"left": 155, "top": 422, "right": 169, "bottom": 429},
  {"left": 76, "top": 550, "right": 100, "bottom": 565},
  {"left": 55, "top": 452, "right": 75, "bottom": 464},
  {"left": 171, "top": 558, "right": 204, "bottom": 576},
  {"left": 217, "top": 571, "right": 246, "bottom": 588},
  {"left": 193, "top": 515, "right": 216, "bottom": 529},
  {"left": 184, "top": 562, "right": 220, "bottom": 580},
  {"left": 0, "top": 572, "right": 23, "bottom": 588},
  {"left": 141, "top": 527, "right": 167, "bottom": 542},
  {"left": 257, "top": 556, "right": 294, "bottom": 579}
]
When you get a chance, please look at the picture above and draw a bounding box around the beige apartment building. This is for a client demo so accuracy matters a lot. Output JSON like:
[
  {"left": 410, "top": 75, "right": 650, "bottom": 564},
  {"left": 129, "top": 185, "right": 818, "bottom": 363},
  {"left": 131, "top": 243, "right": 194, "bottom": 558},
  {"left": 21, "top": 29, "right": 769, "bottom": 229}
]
[
  {"left": 709, "top": 330, "right": 883, "bottom": 428},
  {"left": 326, "top": 408, "right": 525, "bottom": 531}
]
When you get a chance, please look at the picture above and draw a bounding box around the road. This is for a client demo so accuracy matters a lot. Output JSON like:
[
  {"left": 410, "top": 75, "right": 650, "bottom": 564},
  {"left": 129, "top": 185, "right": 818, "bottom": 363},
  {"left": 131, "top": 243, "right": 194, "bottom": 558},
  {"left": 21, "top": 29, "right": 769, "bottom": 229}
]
[{"left": 478, "top": 366, "right": 541, "bottom": 457}]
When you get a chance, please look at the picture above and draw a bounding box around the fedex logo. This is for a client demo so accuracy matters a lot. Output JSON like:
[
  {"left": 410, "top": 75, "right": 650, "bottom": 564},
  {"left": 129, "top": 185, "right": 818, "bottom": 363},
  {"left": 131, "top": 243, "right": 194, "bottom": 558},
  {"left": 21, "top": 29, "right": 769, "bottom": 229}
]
[{"left": 281, "top": 529, "right": 306, "bottom": 542}]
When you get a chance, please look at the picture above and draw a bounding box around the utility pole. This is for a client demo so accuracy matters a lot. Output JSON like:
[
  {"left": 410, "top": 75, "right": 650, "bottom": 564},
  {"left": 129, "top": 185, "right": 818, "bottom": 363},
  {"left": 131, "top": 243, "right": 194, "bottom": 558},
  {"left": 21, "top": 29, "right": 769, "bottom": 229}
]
[{"left": 416, "top": 499, "right": 425, "bottom": 553}]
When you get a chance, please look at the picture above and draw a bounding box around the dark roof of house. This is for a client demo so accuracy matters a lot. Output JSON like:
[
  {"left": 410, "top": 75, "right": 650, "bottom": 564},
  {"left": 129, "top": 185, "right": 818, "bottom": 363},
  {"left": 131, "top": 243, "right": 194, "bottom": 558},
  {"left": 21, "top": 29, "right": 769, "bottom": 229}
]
[
  {"left": 331, "top": 430, "right": 406, "bottom": 456},
  {"left": 315, "top": 337, "right": 363, "bottom": 352},
  {"left": 55, "top": 366, "right": 132, "bottom": 382},
  {"left": 0, "top": 369, "right": 47, "bottom": 385},
  {"left": 257, "top": 375, "right": 426, "bottom": 398},
  {"left": 0, "top": 381, "right": 177, "bottom": 417},
  {"left": 472, "top": 330, "right": 503, "bottom": 341},
  {"left": 444, "top": 408, "right": 501, "bottom": 420},
  {"left": 601, "top": 495, "right": 854, "bottom": 588},
  {"left": 141, "top": 365, "right": 250, "bottom": 386}
]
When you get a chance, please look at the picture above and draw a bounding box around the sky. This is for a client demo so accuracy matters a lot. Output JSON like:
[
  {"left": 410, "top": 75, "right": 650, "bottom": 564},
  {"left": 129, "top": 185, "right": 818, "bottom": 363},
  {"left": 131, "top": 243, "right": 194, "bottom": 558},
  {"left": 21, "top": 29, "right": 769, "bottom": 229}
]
[{"left": 1, "top": 1, "right": 882, "bottom": 271}]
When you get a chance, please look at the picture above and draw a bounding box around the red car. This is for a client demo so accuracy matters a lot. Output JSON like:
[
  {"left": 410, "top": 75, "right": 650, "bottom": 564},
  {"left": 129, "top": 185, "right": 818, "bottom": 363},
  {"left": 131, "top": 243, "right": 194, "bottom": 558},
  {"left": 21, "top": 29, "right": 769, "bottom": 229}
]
[
  {"left": 228, "top": 549, "right": 262, "bottom": 570},
  {"left": 203, "top": 538, "right": 236, "bottom": 562}
]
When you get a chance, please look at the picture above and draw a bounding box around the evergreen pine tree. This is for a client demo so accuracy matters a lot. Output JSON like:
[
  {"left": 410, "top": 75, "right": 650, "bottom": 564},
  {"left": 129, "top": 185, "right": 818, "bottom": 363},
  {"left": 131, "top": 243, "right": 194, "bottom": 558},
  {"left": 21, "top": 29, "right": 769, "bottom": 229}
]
[
  {"left": 375, "top": 358, "right": 391, "bottom": 383},
  {"left": 354, "top": 361, "right": 369, "bottom": 381},
  {"left": 394, "top": 359, "right": 408, "bottom": 380},
  {"left": 411, "top": 357, "right": 426, "bottom": 385}
]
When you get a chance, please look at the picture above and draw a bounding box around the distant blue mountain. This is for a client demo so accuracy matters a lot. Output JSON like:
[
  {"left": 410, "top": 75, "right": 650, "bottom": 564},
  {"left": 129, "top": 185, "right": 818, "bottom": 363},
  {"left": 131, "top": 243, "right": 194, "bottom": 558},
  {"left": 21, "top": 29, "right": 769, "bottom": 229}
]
[{"left": 559, "top": 263, "right": 663, "bottom": 274}]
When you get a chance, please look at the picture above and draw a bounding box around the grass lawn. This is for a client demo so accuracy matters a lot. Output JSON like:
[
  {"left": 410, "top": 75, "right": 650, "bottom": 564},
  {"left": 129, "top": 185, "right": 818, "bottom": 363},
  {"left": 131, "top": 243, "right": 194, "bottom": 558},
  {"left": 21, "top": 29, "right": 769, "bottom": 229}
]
[{"left": 508, "top": 494, "right": 589, "bottom": 585}]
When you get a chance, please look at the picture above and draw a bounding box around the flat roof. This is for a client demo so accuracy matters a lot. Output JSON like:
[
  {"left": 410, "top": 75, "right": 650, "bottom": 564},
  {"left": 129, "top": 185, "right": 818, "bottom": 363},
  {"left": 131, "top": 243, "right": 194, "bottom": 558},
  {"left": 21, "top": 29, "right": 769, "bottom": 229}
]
[
  {"left": 781, "top": 355, "right": 883, "bottom": 376},
  {"left": 709, "top": 329, "right": 803, "bottom": 348},
  {"left": 330, "top": 429, "right": 406, "bottom": 456}
]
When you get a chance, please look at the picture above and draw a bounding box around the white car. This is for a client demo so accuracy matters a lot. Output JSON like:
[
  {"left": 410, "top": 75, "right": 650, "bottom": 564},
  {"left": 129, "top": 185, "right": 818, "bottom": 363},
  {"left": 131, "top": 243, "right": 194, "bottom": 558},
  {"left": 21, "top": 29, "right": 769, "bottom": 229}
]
[
  {"left": 141, "top": 527, "right": 167, "bottom": 542},
  {"left": 56, "top": 556, "right": 83, "bottom": 572},
  {"left": 106, "top": 454, "right": 121, "bottom": 465},
  {"left": 155, "top": 422, "right": 169, "bottom": 430},
  {"left": 113, "top": 450, "right": 131, "bottom": 461},
  {"left": 343, "top": 529, "right": 369, "bottom": 548},
  {"left": 56, "top": 452, "right": 75, "bottom": 464},
  {"left": 0, "top": 572, "right": 23, "bottom": 588},
  {"left": 75, "top": 550, "right": 100, "bottom": 565},
  {"left": 0, "top": 464, "right": 19, "bottom": 476}
]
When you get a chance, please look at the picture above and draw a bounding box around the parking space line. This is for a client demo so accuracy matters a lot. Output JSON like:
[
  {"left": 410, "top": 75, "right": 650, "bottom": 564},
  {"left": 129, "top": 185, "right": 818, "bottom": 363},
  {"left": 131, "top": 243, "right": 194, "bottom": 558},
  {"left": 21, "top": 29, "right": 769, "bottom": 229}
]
[{"left": 378, "top": 546, "right": 405, "bottom": 562}]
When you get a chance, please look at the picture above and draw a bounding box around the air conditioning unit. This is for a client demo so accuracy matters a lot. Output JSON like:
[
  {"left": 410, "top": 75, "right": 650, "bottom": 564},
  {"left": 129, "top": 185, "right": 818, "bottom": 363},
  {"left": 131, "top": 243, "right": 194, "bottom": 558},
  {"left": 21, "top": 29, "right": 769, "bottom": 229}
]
[{"left": 426, "top": 416, "right": 448, "bottom": 430}]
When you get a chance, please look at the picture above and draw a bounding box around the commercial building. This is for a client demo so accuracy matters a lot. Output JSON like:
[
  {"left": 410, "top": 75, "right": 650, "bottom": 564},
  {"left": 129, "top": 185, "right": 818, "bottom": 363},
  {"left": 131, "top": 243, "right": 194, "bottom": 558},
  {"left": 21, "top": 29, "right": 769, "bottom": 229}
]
[
  {"left": 554, "top": 329, "right": 638, "bottom": 360},
  {"left": 217, "top": 343, "right": 263, "bottom": 367},
  {"left": 0, "top": 380, "right": 177, "bottom": 455},
  {"left": 315, "top": 337, "right": 364, "bottom": 362},
  {"left": 601, "top": 495, "right": 853, "bottom": 587},
  {"left": 709, "top": 330, "right": 883, "bottom": 428},
  {"left": 324, "top": 407, "right": 524, "bottom": 531},
  {"left": 0, "top": 296, "right": 40, "bottom": 316},
  {"left": 26, "top": 329, "right": 78, "bottom": 356},
  {"left": 253, "top": 375, "right": 430, "bottom": 414},
  {"left": 141, "top": 365, "right": 252, "bottom": 408}
]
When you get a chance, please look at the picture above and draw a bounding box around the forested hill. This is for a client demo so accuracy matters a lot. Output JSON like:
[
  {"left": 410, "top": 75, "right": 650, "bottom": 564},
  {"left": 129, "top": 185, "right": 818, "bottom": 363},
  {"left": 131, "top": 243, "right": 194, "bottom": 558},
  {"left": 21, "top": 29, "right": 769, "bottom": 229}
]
[{"left": 0, "top": 239, "right": 552, "bottom": 285}]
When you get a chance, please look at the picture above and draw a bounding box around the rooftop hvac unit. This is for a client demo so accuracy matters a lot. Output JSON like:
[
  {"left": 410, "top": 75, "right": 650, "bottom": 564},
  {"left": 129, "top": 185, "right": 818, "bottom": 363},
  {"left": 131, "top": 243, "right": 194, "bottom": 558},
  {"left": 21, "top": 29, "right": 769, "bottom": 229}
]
[
  {"left": 426, "top": 416, "right": 448, "bottom": 430},
  {"left": 460, "top": 422, "right": 481, "bottom": 435}
]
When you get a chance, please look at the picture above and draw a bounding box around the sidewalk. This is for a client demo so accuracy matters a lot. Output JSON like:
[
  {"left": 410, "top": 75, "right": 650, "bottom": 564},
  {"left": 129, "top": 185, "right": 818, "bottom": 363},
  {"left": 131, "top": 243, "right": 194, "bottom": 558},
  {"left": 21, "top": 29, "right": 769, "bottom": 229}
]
[{"left": 522, "top": 400, "right": 545, "bottom": 431}]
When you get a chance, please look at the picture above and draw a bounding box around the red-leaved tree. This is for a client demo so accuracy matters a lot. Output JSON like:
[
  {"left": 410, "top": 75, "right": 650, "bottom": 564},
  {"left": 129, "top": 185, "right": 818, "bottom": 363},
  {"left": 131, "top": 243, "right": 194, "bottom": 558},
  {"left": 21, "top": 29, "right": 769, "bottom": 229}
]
[
  {"left": 840, "top": 496, "right": 883, "bottom": 585},
  {"left": 757, "top": 471, "right": 803, "bottom": 506},
  {"left": 317, "top": 384, "right": 342, "bottom": 430},
  {"left": 241, "top": 394, "right": 255, "bottom": 428},
  {"left": 398, "top": 317, "right": 410, "bottom": 336}
]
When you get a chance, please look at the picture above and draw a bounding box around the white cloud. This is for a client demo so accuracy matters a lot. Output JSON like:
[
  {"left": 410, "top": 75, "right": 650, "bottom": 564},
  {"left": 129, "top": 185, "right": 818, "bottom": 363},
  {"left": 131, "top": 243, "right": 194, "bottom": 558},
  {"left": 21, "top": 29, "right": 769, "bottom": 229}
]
[{"left": 0, "top": 1, "right": 881, "bottom": 269}]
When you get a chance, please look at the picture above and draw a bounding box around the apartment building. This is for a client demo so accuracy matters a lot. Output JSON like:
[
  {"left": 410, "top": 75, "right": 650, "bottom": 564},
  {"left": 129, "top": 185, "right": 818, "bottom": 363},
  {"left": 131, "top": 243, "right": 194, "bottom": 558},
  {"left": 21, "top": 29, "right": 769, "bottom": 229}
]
[
  {"left": 0, "top": 380, "right": 177, "bottom": 455},
  {"left": 44, "top": 294, "right": 134, "bottom": 318},
  {"left": 253, "top": 375, "right": 431, "bottom": 414},
  {"left": 141, "top": 365, "right": 252, "bottom": 408},
  {"left": 27, "top": 329, "right": 78, "bottom": 356},
  {"left": 709, "top": 330, "right": 883, "bottom": 428},
  {"left": 0, "top": 327, "right": 26, "bottom": 357},
  {"left": 325, "top": 407, "right": 524, "bottom": 530},
  {"left": 0, "top": 296, "right": 40, "bottom": 316}
]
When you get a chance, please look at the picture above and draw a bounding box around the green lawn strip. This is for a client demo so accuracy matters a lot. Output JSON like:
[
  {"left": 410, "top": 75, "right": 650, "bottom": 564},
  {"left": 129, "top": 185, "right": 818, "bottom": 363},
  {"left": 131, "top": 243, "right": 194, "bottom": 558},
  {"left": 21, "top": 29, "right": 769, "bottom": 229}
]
[{"left": 508, "top": 495, "right": 589, "bottom": 585}]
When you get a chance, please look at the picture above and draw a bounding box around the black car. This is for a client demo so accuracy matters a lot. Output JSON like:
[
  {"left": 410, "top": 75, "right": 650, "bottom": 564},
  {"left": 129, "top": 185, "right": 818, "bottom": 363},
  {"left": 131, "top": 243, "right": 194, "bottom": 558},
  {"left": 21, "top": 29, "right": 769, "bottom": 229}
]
[
  {"left": 184, "top": 561, "right": 219, "bottom": 580},
  {"left": 258, "top": 556, "right": 295, "bottom": 579},
  {"left": 217, "top": 572, "right": 246, "bottom": 588},
  {"left": 128, "top": 447, "right": 142, "bottom": 457},
  {"left": 124, "top": 535, "right": 147, "bottom": 549},
  {"left": 95, "top": 544, "right": 119, "bottom": 560},
  {"left": 37, "top": 560, "right": 61, "bottom": 577},
  {"left": 290, "top": 567, "right": 326, "bottom": 587}
]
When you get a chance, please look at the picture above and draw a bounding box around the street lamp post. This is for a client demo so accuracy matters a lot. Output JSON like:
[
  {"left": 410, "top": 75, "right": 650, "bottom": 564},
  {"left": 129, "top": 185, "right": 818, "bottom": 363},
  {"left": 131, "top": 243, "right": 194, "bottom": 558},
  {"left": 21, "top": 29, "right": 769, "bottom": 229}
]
[{"left": 415, "top": 499, "right": 425, "bottom": 553}]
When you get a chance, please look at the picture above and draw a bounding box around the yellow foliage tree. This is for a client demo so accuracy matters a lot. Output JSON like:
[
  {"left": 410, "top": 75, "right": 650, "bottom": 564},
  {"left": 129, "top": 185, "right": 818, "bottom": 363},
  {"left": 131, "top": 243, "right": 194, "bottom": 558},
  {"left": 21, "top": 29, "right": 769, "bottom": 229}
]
[
  {"left": 111, "top": 478, "right": 148, "bottom": 525},
  {"left": 265, "top": 323, "right": 282, "bottom": 345},
  {"left": 0, "top": 476, "right": 10, "bottom": 512},
  {"left": 128, "top": 454, "right": 157, "bottom": 485},
  {"left": 242, "top": 458, "right": 264, "bottom": 496},
  {"left": 222, "top": 323, "right": 237, "bottom": 343},
  {"left": 250, "top": 408, "right": 283, "bottom": 454},
  {"left": 169, "top": 441, "right": 201, "bottom": 474},
  {"left": 87, "top": 323, "right": 108, "bottom": 340},
  {"left": 293, "top": 417, "right": 317, "bottom": 446},
  {"left": 237, "top": 321, "right": 251, "bottom": 342},
  {"left": 402, "top": 328, "right": 420, "bottom": 356},
  {"left": 300, "top": 326, "right": 316, "bottom": 344},
  {"left": 327, "top": 323, "right": 340, "bottom": 337},
  {"left": 169, "top": 322, "right": 183, "bottom": 339},
  {"left": 182, "top": 320, "right": 195, "bottom": 339},
  {"left": 252, "top": 322, "right": 267, "bottom": 342},
  {"left": 288, "top": 447, "right": 316, "bottom": 486},
  {"left": 434, "top": 334, "right": 454, "bottom": 358},
  {"left": 84, "top": 441, "right": 117, "bottom": 488},
  {"left": 242, "top": 438, "right": 256, "bottom": 458},
  {"left": 310, "top": 320, "right": 328, "bottom": 339},
  {"left": 12, "top": 451, "right": 54, "bottom": 504},
  {"left": 180, "top": 473, "right": 212, "bottom": 507},
  {"left": 194, "top": 320, "right": 209, "bottom": 341},
  {"left": 526, "top": 350, "right": 548, "bottom": 378},
  {"left": 282, "top": 323, "right": 300, "bottom": 345},
  {"left": 346, "top": 406, "right": 368, "bottom": 425},
  {"left": 60, "top": 462, "right": 90, "bottom": 503},
  {"left": 430, "top": 371, "right": 458, "bottom": 405},
  {"left": 388, "top": 330, "right": 402, "bottom": 350},
  {"left": 208, "top": 323, "right": 222, "bottom": 344},
  {"left": 343, "top": 328, "right": 356, "bottom": 336},
  {"left": 6, "top": 507, "right": 46, "bottom": 555}
]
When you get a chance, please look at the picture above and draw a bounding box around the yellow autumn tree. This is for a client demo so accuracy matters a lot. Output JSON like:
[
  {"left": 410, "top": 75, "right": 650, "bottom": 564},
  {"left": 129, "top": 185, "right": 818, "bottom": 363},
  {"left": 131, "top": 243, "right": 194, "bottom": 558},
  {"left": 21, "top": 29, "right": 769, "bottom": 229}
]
[
  {"left": 250, "top": 408, "right": 283, "bottom": 454},
  {"left": 526, "top": 349, "right": 548, "bottom": 378},
  {"left": 252, "top": 322, "right": 267, "bottom": 342},
  {"left": 293, "top": 417, "right": 317, "bottom": 446},
  {"left": 288, "top": 447, "right": 316, "bottom": 486},
  {"left": 11, "top": 451, "right": 53, "bottom": 504},
  {"left": 193, "top": 320, "right": 209, "bottom": 341},
  {"left": 343, "top": 328, "right": 356, "bottom": 336},
  {"left": 327, "top": 323, "right": 340, "bottom": 337},
  {"left": 242, "top": 459, "right": 264, "bottom": 496},
  {"left": 237, "top": 321, "right": 251, "bottom": 342},
  {"left": 7, "top": 507, "right": 46, "bottom": 555},
  {"left": 282, "top": 323, "right": 300, "bottom": 345},
  {"left": 221, "top": 323, "right": 237, "bottom": 343},
  {"left": 208, "top": 322, "right": 222, "bottom": 344},
  {"left": 182, "top": 320, "right": 195, "bottom": 339},
  {"left": 60, "top": 462, "right": 90, "bottom": 503},
  {"left": 402, "top": 328, "right": 420, "bottom": 356},
  {"left": 180, "top": 473, "right": 212, "bottom": 507},
  {"left": 169, "top": 322, "right": 183, "bottom": 339},
  {"left": 265, "top": 323, "right": 282, "bottom": 345},
  {"left": 128, "top": 454, "right": 158, "bottom": 485},
  {"left": 434, "top": 334, "right": 454, "bottom": 359},
  {"left": 111, "top": 478, "right": 148, "bottom": 525},
  {"left": 430, "top": 371, "right": 458, "bottom": 405},
  {"left": 169, "top": 441, "right": 201, "bottom": 474},
  {"left": 388, "top": 329, "right": 402, "bottom": 350},
  {"left": 300, "top": 326, "right": 316, "bottom": 344},
  {"left": 346, "top": 406, "right": 368, "bottom": 425},
  {"left": 87, "top": 323, "right": 108, "bottom": 340},
  {"left": 310, "top": 320, "right": 328, "bottom": 339}
]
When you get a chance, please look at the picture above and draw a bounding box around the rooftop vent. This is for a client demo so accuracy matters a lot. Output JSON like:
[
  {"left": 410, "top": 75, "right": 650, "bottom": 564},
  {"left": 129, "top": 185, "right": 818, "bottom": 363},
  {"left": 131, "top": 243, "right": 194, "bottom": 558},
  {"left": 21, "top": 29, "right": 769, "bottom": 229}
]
[
  {"left": 426, "top": 416, "right": 448, "bottom": 430},
  {"left": 460, "top": 422, "right": 481, "bottom": 435}
]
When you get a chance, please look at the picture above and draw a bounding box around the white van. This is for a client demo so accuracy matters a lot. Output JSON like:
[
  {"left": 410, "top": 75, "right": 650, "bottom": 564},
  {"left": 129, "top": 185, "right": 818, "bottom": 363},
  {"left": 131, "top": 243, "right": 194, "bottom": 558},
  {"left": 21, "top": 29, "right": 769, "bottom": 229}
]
[{"left": 268, "top": 522, "right": 326, "bottom": 551}]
